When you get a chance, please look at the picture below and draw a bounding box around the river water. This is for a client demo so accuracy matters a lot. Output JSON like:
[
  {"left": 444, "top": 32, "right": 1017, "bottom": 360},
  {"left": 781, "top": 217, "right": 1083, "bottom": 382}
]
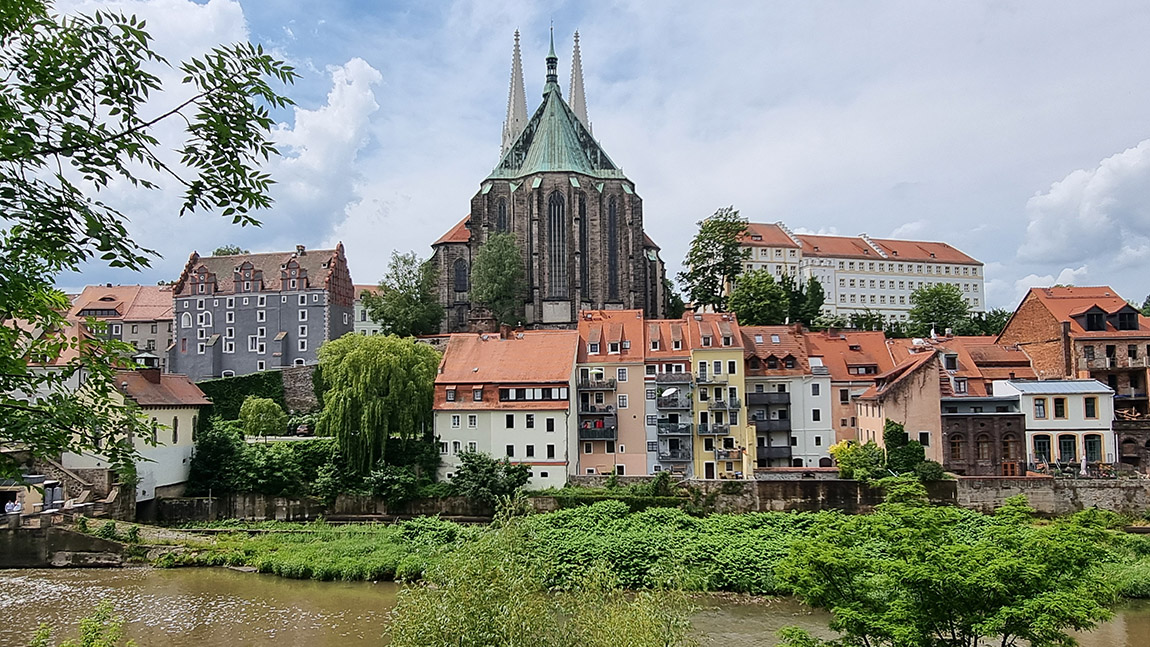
[{"left": 0, "top": 568, "right": 1147, "bottom": 647}]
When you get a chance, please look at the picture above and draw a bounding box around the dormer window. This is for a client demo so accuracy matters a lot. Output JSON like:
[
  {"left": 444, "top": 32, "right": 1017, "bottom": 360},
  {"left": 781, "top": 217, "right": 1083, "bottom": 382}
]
[
  {"left": 651, "top": 340, "right": 660, "bottom": 351},
  {"left": 1117, "top": 311, "right": 1139, "bottom": 331},
  {"left": 702, "top": 336, "right": 712, "bottom": 347},
  {"left": 751, "top": 234, "right": 762, "bottom": 241},
  {"left": 446, "top": 389, "right": 456, "bottom": 401},
  {"left": 589, "top": 342, "right": 600, "bottom": 354},
  {"left": 784, "top": 356, "right": 796, "bottom": 369},
  {"left": 609, "top": 342, "right": 620, "bottom": 354},
  {"left": 1085, "top": 312, "right": 1105, "bottom": 331},
  {"left": 673, "top": 340, "right": 682, "bottom": 350},
  {"left": 766, "top": 356, "right": 778, "bottom": 369},
  {"left": 722, "top": 336, "right": 732, "bottom": 346},
  {"left": 944, "top": 354, "right": 958, "bottom": 371},
  {"left": 954, "top": 378, "right": 968, "bottom": 394}
]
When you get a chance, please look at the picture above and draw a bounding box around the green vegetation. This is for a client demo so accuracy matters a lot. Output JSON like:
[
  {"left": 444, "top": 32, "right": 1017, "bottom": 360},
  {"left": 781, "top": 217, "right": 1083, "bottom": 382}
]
[
  {"left": 211, "top": 245, "right": 249, "bottom": 256},
  {"left": 360, "top": 250, "right": 444, "bottom": 336},
  {"left": 28, "top": 601, "right": 136, "bottom": 647},
  {"left": 678, "top": 206, "right": 749, "bottom": 312},
  {"left": 195, "top": 372, "right": 287, "bottom": 431},
  {"left": 185, "top": 421, "right": 336, "bottom": 497},
  {"left": 450, "top": 452, "right": 531, "bottom": 505},
  {"left": 829, "top": 420, "right": 945, "bottom": 482},
  {"left": 470, "top": 232, "right": 528, "bottom": 325},
  {"left": 727, "top": 269, "right": 788, "bottom": 325},
  {"left": 238, "top": 396, "right": 288, "bottom": 437},
  {"left": 908, "top": 283, "right": 971, "bottom": 336},
  {"left": 778, "top": 490, "right": 1117, "bottom": 647},
  {"left": 0, "top": 0, "right": 294, "bottom": 479}
]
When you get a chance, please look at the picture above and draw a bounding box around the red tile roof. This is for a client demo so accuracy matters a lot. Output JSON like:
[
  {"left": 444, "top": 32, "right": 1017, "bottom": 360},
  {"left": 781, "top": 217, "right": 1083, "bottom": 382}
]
[
  {"left": 804, "top": 330, "right": 895, "bottom": 382},
  {"left": 70, "top": 285, "right": 174, "bottom": 323},
  {"left": 794, "top": 233, "right": 980, "bottom": 264},
  {"left": 643, "top": 319, "right": 692, "bottom": 362},
  {"left": 741, "top": 326, "right": 809, "bottom": 375},
  {"left": 116, "top": 370, "right": 210, "bottom": 407},
  {"left": 433, "top": 216, "right": 472, "bottom": 246},
  {"left": 354, "top": 284, "right": 379, "bottom": 300},
  {"left": 683, "top": 312, "right": 744, "bottom": 350},
  {"left": 741, "top": 223, "right": 800, "bottom": 248},
  {"left": 1020, "top": 286, "right": 1150, "bottom": 338},
  {"left": 436, "top": 330, "right": 579, "bottom": 385},
  {"left": 577, "top": 310, "right": 647, "bottom": 363}
]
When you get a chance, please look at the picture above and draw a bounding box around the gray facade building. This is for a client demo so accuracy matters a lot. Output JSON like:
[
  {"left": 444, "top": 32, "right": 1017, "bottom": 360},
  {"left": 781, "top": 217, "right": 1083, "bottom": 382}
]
[
  {"left": 167, "top": 244, "right": 355, "bottom": 381},
  {"left": 69, "top": 284, "right": 175, "bottom": 371}
]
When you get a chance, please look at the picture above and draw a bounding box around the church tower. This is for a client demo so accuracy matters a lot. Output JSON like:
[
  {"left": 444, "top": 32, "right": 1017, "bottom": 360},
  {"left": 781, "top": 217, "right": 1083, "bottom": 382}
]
[{"left": 433, "top": 30, "right": 666, "bottom": 331}]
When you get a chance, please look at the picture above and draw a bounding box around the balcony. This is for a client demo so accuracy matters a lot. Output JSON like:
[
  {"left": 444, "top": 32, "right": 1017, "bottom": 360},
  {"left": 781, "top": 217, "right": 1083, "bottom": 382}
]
[
  {"left": 657, "top": 395, "right": 693, "bottom": 410},
  {"left": 708, "top": 398, "right": 742, "bottom": 411},
  {"left": 578, "top": 426, "right": 617, "bottom": 441},
  {"left": 696, "top": 372, "right": 727, "bottom": 385},
  {"left": 658, "top": 447, "right": 692, "bottom": 461},
  {"left": 697, "top": 423, "right": 730, "bottom": 436},
  {"left": 747, "top": 392, "right": 790, "bottom": 406},
  {"left": 578, "top": 377, "right": 617, "bottom": 390},
  {"left": 655, "top": 372, "right": 693, "bottom": 385},
  {"left": 715, "top": 448, "right": 742, "bottom": 461},
  {"left": 657, "top": 421, "right": 693, "bottom": 436},
  {"left": 1114, "top": 388, "right": 1150, "bottom": 400},
  {"left": 578, "top": 404, "right": 617, "bottom": 428},
  {"left": 1082, "top": 355, "right": 1149, "bottom": 370},
  {"left": 758, "top": 445, "right": 792, "bottom": 459},
  {"left": 754, "top": 419, "right": 791, "bottom": 433}
]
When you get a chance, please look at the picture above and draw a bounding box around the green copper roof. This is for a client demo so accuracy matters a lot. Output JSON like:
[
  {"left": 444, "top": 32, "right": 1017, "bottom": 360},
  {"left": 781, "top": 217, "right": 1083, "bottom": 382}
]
[{"left": 488, "top": 87, "right": 625, "bottom": 180}]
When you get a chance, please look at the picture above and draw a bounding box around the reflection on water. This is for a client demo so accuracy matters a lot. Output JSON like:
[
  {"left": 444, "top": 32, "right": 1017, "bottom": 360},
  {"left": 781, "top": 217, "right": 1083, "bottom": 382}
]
[{"left": 0, "top": 568, "right": 1147, "bottom": 647}]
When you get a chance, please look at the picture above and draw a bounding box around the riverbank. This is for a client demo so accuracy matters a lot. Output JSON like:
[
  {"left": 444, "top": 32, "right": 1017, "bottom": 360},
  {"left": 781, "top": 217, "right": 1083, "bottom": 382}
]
[{"left": 148, "top": 500, "right": 1150, "bottom": 598}]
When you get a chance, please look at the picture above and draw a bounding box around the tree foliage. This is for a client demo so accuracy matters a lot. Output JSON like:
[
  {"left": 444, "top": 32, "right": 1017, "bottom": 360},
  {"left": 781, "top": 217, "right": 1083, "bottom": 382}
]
[
  {"left": 361, "top": 251, "right": 444, "bottom": 336},
  {"left": 0, "top": 0, "right": 295, "bottom": 479},
  {"left": 908, "top": 284, "right": 970, "bottom": 336},
  {"left": 678, "top": 206, "right": 749, "bottom": 311},
  {"left": 471, "top": 233, "right": 527, "bottom": 326},
  {"left": 664, "top": 278, "right": 686, "bottom": 319},
  {"left": 728, "top": 269, "right": 787, "bottom": 325},
  {"left": 450, "top": 451, "right": 532, "bottom": 506},
  {"left": 800, "top": 276, "right": 826, "bottom": 324},
  {"left": 316, "top": 334, "right": 440, "bottom": 476},
  {"left": 211, "top": 245, "right": 248, "bottom": 256},
  {"left": 238, "top": 396, "right": 288, "bottom": 437},
  {"left": 778, "top": 492, "right": 1116, "bottom": 647},
  {"left": 828, "top": 440, "right": 886, "bottom": 481}
]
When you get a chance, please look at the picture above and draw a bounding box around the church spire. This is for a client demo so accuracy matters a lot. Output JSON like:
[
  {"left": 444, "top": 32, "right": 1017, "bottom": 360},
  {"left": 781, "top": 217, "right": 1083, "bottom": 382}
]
[
  {"left": 501, "top": 30, "right": 528, "bottom": 156},
  {"left": 568, "top": 30, "right": 590, "bottom": 133},
  {"left": 543, "top": 25, "right": 560, "bottom": 95}
]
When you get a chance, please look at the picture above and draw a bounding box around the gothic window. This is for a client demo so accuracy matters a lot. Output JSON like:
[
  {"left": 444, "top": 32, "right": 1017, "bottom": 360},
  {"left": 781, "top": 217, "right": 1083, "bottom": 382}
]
[
  {"left": 579, "top": 194, "right": 589, "bottom": 293},
  {"left": 548, "top": 191, "right": 568, "bottom": 297},
  {"left": 453, "top": 258, "right": 469, "bottom": 292},
  {"left": 497, "top": 197, "right": 508, "bottom": 232},
  {"left": 607, "top": 196, "right": 619, "bottom": 299}
]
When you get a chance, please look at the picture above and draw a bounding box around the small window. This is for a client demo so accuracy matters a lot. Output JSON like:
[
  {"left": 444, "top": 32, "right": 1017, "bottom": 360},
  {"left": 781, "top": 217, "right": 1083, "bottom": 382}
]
[
  {"left": 452, "top": 440, "right": 462, "bottom": 455},
  {"left": 473, "top": 388, "right": 483, "bottom": 402},
  {"left": 256, "top": 310, "right": 266, "bottom": 322},
  {"left": 702, "top": 336, "right": 712, "bottom": 347},
  {"left": 812, "top": 383, "right": 820, "bottom": 396},
  {"left": 589, "top": 343, "right": 600, "bottom": 354},
  {"left": 446, "top": 389, "right": 456, "bottom": 401},
  {"left": 299, "top": 325, "right": 308, "bottom": 338},
  {"left": 617, "top": 367, "right": 628, "bottom": 382},
  {"left": 526, "top": 414, "right": 535, "bottom": 429},
  {"left": 1085, "top": 396, "right": 1098, "bottom": 419},
  {"left": 451, "top": 415, "right": 460, "bottom": 428},
  {"left": 257, "top": 295, "right": 266, "bottom": 307},
  {"left": 546, "top": 417, "right": 555, "bottom": 432},
  {"left": 299, "top": 309, "right": 307, "bottom": 321},
  {"left": 1034, "top": 398, "right": 1047, "bottom": 419},
  {"left": 467, "top": 414, "right": 477, "bottom": 428},
  {"left": 547, "top": 444, "right": 555, "bottom": 458},
  {"left": 1053, "top": 397, "right": 1066, "bottom": 419},
  {"left": 299, "top": 295, "right": 307, "bottom": 306},
  {"left": 299, "top": 340, "right": 307, "bottom": 352},
  {"left": 257, "top": 360, "right": 265, "bottom": 371},
  {"left": 839, "top": 389, "right": 849, "bottom": 404},
  {"left": 506, "top": 445, "right": 515, "bottom": 457},
  {"left": 526, "top": 445, "right": 535, "bottom": 458},
  {"left": 584, "top": 442, "right": 593, "bottom": 454},
  {"left": 506, "top": 414, "right": 514, "bottom": 428},
  {"left": 439, "top": 442, "right": 449, "bottom": 455},
  {"left": 609, "top": 342, "right": 620, "bottom": 354},
  {"left": 727, "top": 360, "right": 736, "bottom": 374},
  {"left": 812, "top": 409, "right": 821, "bottom": 422},
  {"left": 618, "top": 394, "right": 628, "bottom": 409}
]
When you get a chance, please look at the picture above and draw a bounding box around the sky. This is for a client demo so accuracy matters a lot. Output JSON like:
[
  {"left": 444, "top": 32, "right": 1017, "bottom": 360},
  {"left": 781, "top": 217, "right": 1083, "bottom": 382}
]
[{"left": 54, "top": 0, "right": 1150, "bottom": 310}]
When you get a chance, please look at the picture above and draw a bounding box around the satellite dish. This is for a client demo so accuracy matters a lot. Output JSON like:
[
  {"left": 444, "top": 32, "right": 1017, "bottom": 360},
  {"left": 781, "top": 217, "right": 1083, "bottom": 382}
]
[{"left": 660, "top": 388, "right": 678, "bottom": 397}]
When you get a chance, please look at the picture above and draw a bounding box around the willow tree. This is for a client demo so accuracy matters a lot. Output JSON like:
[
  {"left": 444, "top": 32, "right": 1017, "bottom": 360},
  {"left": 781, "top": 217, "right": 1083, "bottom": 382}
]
[{"left": 316, "top": 334, "right": 441, "bottom": 476}]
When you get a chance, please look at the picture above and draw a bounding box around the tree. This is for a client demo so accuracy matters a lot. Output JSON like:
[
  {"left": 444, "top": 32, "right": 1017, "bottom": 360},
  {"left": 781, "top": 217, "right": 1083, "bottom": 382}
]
[
  {"left": 185, "top": 419, "right": 247, "bottom": 496},
  {"left": 450, "top": 451, "right": 531, "bottom": 505},
  {"left": 848, "top": 307, "right": 885, "bottom": 331},
  {"left": 211, "top": 245, "right": 249, "bottom": 256},
  {"left": 908, "top": 284, "right": 970, "bottom": 336},
  {"left": 470, "top": 233, "right": 527, "bottom": 326},
  {"left": 678, "top": 206, "right": 749, "bottom": 311},
  {"left": 361, "top": 251, "right": 443, "bottom": 336},
  {"left": 1142, "top": 295, "right": 1150, "bottom": 317},
  {"left": 728, "top": 269, "right": 788, "bottom": 325},
  {"left": 883, "top": 419, "right": 925, "bottom": 474},
  {"left": 980, "top": 307, "right": 1012, "bottom": 336},
  {"left": 316, "top": 334, "right": 441, "bottom": 476},
  {"left": 664, "top": 278, "right": 686, "bottom": 319},
  {"left": 800, "top": 276, "right": 826, "bottom": 324},
  {"left": 778, "top": 490, "right": 1116, "bottom": 647},
  {"left": 0, "top": 1, "right": 295, "bottom": 479},
  {"left": 828, "top": 440, "right": 886, "bottom": 481},
  {"left": 238, "top": 396, "right": 288, "bottom": 437}
]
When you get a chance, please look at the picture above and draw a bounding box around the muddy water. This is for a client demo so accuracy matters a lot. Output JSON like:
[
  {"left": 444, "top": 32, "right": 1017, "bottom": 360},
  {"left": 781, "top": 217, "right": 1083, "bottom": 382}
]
[{"left": 0, "top": 568, "right": 1147, "bottom": 647}]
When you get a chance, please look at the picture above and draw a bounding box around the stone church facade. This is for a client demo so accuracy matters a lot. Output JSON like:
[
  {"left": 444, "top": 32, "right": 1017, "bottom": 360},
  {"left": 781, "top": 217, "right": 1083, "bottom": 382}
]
[{"left": 432, "top": 31, "right": 666, "bottom": 332}]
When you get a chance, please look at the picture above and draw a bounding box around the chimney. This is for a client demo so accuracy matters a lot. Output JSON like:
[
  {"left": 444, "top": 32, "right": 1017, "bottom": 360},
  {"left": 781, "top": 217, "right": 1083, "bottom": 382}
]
[
  {"left": 944, "top": 327, "right": 953, "bottom": 338},
  {"left": 139, "top": 367, "right": 162, "bottom": 384},
  {"left": 500, "top": 323, "right": 512, "bottom": 339},
  {"left": 296, "top": 244, "right": 306, "bottom": 256}
]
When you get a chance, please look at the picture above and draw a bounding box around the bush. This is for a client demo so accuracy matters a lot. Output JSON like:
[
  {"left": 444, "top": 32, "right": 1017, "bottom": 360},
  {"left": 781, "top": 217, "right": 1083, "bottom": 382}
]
[
  {"left": 239, "top": 396, "right": 289, "bottom": 437},
  {"left": 914, "top": 460, "right": 946, "bottom": 482},
  {"left": 365, "top": 463, "right": 419, "bottom": 507},
  {"left": 94, "top": 521, "right": 119, "bottom": 540},
  {"left": 451, "top": 452, "right": 531, "bottom": 505},
  {"left": 196, "top": 371, "right": 287, "bottom": 428}
]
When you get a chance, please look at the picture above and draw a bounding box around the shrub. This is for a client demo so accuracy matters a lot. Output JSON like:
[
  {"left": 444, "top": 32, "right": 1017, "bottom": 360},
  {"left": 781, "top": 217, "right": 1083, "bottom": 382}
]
[
  {"left": 914, "top": 460, "right": 946, "bottom": 482},
  {"left": 239, "top": 396, "right": 288, "bottom": 437},
  {"left": 94, "top": 521, "right": 119, "bottom": 540}
]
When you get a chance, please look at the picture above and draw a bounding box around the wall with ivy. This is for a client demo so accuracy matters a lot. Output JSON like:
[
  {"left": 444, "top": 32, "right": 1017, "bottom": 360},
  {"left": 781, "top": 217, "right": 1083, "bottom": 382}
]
[{"left": 197, "top": 371, "right": 286, "bottom": 430}]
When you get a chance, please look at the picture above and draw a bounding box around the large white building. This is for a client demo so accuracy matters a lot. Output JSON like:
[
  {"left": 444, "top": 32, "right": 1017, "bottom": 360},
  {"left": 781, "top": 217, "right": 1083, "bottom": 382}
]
[
  {"left": 739, "top": 222, "right": 985, "bottom": 323},
  {"left": 992, "top": 379, "right": 1116, "bottom": 467},
  {"left": 433, "top": 329, "right": 580, "bottom": 489}
]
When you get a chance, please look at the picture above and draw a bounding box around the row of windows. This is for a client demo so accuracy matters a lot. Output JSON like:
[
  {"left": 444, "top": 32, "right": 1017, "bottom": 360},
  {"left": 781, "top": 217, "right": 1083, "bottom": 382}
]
[
  {"left": 439, "top": 440, "right": 559, "bottom": 462},
  {"left": 1082, "top": 344, "right": 1150, "bottom": 361},
  {"left": 838, "top": 293, "right": 981, "bottom": 308},
  {"left": 837, "top": 261, "right": 980, "bottom": 276},
  {"left": 697, "top": 360, "right": 740, "bottom": 376},
  {"left": 949, "top": 433, "right": 1104, "bottom": 463},
  {"left": 184, "top": 294, "right": 322, "bottom": 310},
  {"left": 1033, "top": 396, "right": 1098, "bottom": 419},
  {"left": 449, "top": 413, "right": 560, "bottom": 429},
  {"left": 839, "top": 278, "right": 979, "bottom": 293}
]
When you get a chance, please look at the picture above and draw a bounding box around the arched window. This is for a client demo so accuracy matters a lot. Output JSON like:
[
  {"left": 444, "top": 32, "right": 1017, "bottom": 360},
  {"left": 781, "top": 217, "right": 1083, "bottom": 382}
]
[
  {"left": 818, "top": 457, "right": 833, "bottom": 468},
  {"left": 453, "top": 258, "right": 469, "bottom": 292},
  {"left": 578, "top": 194, "right": 589, "bottom": 292},
  {"left": 201, "top": 311, "right": 212, "bottom": 327},
  {"left": 1058, "top": 434, "right": 1077, "bottom": 463},
  {"left": 172, "top": 416, "right": 179, "bottom": 445},
  {"left": 976, "top": 434, "right": 991, "bottom": 460},
  {"left": 497, "top": 198, "right": 508, "bottom": 232},
  {"left": 1002, "top": 434, "right": 1019, "bottom": 460},
  {"left": 607, "top": 196, "right": 619, "bottom": 299},
  {"left": 181, "top": 312, "right": 192, "bottom": 328},
  {"left": 547, "top": 191, "right": 568, "bottom": 297},
  {"left": 949, "top": 434, "right": 965, "bottom": 461}
]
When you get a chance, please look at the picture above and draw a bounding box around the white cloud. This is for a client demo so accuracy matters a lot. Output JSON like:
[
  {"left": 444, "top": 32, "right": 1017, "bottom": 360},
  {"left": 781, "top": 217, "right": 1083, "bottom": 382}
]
[
  {"left": 890, "top": 221, "right": 928, "bottom": 239},
  {"left": 1019, "top": 139, "right": 1150, "bottom": 266}
]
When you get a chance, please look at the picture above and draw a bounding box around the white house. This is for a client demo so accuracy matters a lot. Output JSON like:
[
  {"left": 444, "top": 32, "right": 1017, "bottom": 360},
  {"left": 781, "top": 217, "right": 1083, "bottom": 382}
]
[{"left": 991, "top": 379, "right": 1115, "bottom": 466}]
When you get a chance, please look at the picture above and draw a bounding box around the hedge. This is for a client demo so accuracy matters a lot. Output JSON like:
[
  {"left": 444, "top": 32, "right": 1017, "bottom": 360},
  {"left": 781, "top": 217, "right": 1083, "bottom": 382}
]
[{"left": 197, "top": 371, "right": 286, "bottom": 430}]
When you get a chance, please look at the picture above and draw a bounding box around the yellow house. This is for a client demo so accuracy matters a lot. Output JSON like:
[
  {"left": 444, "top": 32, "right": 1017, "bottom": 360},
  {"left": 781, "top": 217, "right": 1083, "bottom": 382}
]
[{"left": 686, "top": 313, "right": 753, "bottom": 478}]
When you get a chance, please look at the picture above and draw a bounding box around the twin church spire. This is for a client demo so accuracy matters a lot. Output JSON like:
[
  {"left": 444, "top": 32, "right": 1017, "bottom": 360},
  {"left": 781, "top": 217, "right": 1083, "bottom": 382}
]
[{"left": 500, "top": 28, "right": 591, "bottom": 156}]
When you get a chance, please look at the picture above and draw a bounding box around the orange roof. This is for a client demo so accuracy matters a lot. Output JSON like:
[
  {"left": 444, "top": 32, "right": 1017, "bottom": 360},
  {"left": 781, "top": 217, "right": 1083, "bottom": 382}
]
[
  {"left": 886, "top": 335, "right": 1036, "bottom": 397},
  {"left": 70, "top": 285, "right": 174, "bottom": 323},
  {"left": 741, "top": 223, "right": 800, "bottom": 248},
  {"left": 577, "top": 310, "right": 647, "bottom": 363},
  {"left": 643, "top": 233, "right": 661, "bottom": 251},
  {"left": 683, "top": 312, "right": 744, "bottom": 351},
  {"left": 436, "top": 330, "right": 578, "bottom": 385},
  {"left": 116, "top": 370, "right": 210, "bottom": 407},
  {"left": 741, "top": 326, "right": 809, "bottom": 375},
  {"left": 804, "top": 330, "right": 895, "bottom": 382},
  {"left": 643, "top": 319, "right": 692, "bottom": 362},
  {"left": 433, "top": 216, "right": 471, "bottom": 246},
  {"left": 1020, "top": 286, "right": 1150, "bottom": 338},
  {"left": 354, "top": 284, "right": 380, "bottom": 300},
  {"left": 858, "top": 349, "right": 937, "bottom": 401},
  {"left": 795, "top": 233, "right": 980, "bottom": 264}
]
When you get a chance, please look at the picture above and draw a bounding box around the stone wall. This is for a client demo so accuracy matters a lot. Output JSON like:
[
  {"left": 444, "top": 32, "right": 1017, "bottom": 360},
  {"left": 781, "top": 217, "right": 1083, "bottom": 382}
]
[
  {"left": 281, "top": 365, "right": 318, "bottom": 413},
  {"left": 955, "top": 476, "right": 1150, "bottom": 516},
  {"left": 0, "top": 527, "right": 123, "bottom": 568},
  {"left": 157, "top": 493, "right": 493, "bottom": 523},
  {"left": 30, "top": 459, "right": 111, "bottom": 499}
]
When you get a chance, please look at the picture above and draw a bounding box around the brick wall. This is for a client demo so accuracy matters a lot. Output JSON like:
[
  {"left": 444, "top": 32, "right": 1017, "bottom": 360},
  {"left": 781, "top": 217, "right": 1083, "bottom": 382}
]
[
  {"left": 955, "top": 476, "right": 1150, "bottom": 515},
  {"left": 997, "top": 294, "right": 1067, "bottom": 378},
  {"left": 281, "top": 365, "right": 318, "bottom": 413}
]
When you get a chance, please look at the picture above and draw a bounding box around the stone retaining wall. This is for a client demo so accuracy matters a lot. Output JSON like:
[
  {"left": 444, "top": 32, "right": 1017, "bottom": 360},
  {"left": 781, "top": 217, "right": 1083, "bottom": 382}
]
[
  {"left": 955, "top": 476, "right": 1150, "bottom": 516},
  {"left": 281, "top": 365, "right": 318, "bottom": 413}
]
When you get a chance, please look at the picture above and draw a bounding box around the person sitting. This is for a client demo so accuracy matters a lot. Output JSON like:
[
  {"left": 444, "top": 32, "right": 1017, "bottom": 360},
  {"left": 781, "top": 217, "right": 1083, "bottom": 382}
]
[{"left": 4, "top": 500, "right": 14, "bottom": 514}]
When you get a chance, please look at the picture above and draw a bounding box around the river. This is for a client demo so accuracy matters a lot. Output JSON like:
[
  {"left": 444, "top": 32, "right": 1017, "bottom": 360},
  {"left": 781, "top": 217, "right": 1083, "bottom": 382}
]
[{"left": 0, "top": 568, "right": 1147, "bottom": 646}]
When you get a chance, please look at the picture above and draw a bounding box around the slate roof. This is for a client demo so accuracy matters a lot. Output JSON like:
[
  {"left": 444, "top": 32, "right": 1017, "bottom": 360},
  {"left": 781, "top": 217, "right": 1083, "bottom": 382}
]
[{"left": 488, "top": 84, "right": 625, "bottom": 180}]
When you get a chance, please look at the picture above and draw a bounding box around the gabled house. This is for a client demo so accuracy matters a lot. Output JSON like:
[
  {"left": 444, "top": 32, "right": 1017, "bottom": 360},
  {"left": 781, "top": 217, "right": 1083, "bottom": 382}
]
[
  {"left": 69, "top": 284, "right": 174, "bottom": 370},
  {"left": 805, "top": 330, "right": 896, "bottom": 445}
]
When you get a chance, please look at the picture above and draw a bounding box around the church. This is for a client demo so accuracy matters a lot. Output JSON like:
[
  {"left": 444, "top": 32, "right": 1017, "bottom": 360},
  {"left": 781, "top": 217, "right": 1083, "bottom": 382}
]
[{"left": 432, "top": 31, "right": 667, "bottom": 331}]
